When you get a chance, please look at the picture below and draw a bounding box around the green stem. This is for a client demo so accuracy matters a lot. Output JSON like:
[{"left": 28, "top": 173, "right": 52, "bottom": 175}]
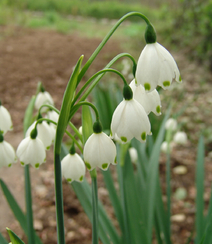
[
  {"left": 39, "top": 104, "right": 82, "bottom": 142},
  {"left": 71, "top": 101, "right": 100, "bottom": 122},
  {"left": 24, "top": 165, "right": 35, "bottom": 244},
  {"left": 166, "top": 151, "right": 171, "bottom": 241},
  {"left": 90, "top": 169, "right": 99, "bottom": 244},
  {"left": 54, "top": 153, "right": 65, "bottom": 244},
  {"left": 73, "top": 67, "right": 128, "bottom": 105},
  {"left": 77, "top": 12, "right": 151, "bottom": 85}
]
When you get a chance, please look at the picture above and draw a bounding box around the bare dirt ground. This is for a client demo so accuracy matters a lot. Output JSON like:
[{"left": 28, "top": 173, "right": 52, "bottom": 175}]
[{"left": 0, "top": 26, "right": 212, "bottom": 244}]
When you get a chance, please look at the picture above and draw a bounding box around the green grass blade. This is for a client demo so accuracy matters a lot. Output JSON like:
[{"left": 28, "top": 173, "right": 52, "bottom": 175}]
[
  {"left": 7, "top": 228, "right": 25, "bottom": 244},
  {"left": 145, "top": 108, "right": 170, "bottom": 242},
  {"left": 203, "top": 183, "right": 212, "bottom": 243},
  {"left": 0, "top": 232, "right": 8, "bottom": 244},
  {"left": 101, "top": 169, "right": 124, "bottom": 233},
  {"left": 0, "top": 179, "right": 43, "bottom": 244},
  {"left": 117, "top": 147, "right": 149, "bottom": 244},
  {"left": 195, "top": 136, "right": 205, "bottom": 243},
  {"left": 155, "top": 175, "right": 172, "bottom": 244}
]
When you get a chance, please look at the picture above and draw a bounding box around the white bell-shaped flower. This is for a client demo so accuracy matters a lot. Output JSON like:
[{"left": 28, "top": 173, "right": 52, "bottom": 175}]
[
  {"left": 129, "top": 79, "right": 161, "bottom": 116},
  {"left": 111, "top": 97, "right": 151, "bottom": 143},
  {"left": 165, "top": 118, "right": 177, "bottom": 131},
  {"left": 35, "top": 91, "right": 54, "bottom": 111},
  {"left": 0, "top": 102, "right": 13, "bottom": 135},
  {"left": 26, "top": 121, "right": 53, "bottom": 150},
  {"left": 46, "top": 110, "right": 59, "bottom": 124},
  {"left": 61, "top": 152, "right": 86, "bottom": 183},
  {"left": 161, "top": 141, "right": 174, "bottom": 153},
  {"left": 129, "top": 147, "right": 138, "bottom": 164},
  {"left": 83, "top": 121, "right": 116, "bottom": 171},
  {"left": 0, "top": 134, "right": 17, "bottom": 168},
  {"left": 135, "top": 42, "right": 181, "bottom": 92},
  {"left": 173, "top": 131, "right": 187, "bottom": 145},
  {"left": 16, "top": 129, "right": 46, "bottom": 169}
]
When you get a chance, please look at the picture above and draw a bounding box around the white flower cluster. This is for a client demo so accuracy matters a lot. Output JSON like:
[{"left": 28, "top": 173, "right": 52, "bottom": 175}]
[
  {"left": 161, "top": 118, "right": 188, "bottom": 153},
  {"left": 16, "top": 91, "right": 56, "bottom": 169},
  {"left": 0, "top": 101, "right": 16, "bottom": 169}
]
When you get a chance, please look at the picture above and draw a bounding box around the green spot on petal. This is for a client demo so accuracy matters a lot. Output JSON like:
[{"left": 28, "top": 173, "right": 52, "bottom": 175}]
[
  {"left": 163, "top": 81, "right": 170, "bottom": 87},
  {"left": 102, "top": 163, "right": 108, "bottom": 169},
  {"left": 141, "top": 132, "right": 146, "bottom": 141},
  {"left": 179, "top": 75, "right": 182, "bottom": 82},
  {"left": 35, "top": 163, "right": 40, "bottom": 168},
  {"left": 144, "top": 83, "right": 151, "bottom": 91},
  {"left": 8, "top": 164, "right": 12, "bottom": 167},
  {"left": 114, "top": 156, "right": 117, "bottom": 164},
  {"left": 121, "top": 136, "right": 127, "bottom": 142},
  {"left": 156, "top": 105, "right": 161, "bottom": 114},
  {"left": 135, "top": 79, "right": 137, "bottom": 84},
  {"left": 20, "top": 162, "right": 25, "bottom": 166},
  {"left": 79, "top": 176, "right": 84, "bottom": 182},
  {"left": 46, "top": 146, "right": 50, "bottom": 150},
  {"left": 85, "top": 162, "right": 91, "bottom": 170},
  {"left": 67, "top": 178, "right": 72, "bottom": 182}
]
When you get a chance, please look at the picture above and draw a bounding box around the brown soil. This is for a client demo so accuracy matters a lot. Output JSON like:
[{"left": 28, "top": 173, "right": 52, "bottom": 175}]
[{"left": 0, "top": 26, "right": 212, "bottom": 244}]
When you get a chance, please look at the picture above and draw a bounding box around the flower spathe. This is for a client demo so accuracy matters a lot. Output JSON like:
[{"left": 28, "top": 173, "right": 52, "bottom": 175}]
[
  {"left": 0, "top": 103, "right": 13, "bottom": 135},
  {"left": 16, "top": 136, "right": 46, "bottom": 169},
  {"left": 26, "top": 121, "right": 53, "bottom": 150},
  {"left": 129, "top": 79, "right": 161, "bottom": 115},
  {"left": 0, "top": 139, "right": 17, "bottom": 169},
  {"left": 135, "top": 42, "right": 181, "bottom": 92},
  {"left": 83, "top": 132, "right": 116, "bottom": 171},
  {"left": 61, "top": 153, "right": 86, "bottom": 183},
  {"left": 111, "top": 98, "right": 151, "bottom": 143}
]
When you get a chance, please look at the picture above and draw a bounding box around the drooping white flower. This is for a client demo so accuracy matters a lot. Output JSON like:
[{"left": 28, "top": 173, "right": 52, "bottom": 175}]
[
  {"left": 16, "top": 131, "right": 46, "bottom": 169},
  {"left": 161, "top": 141, "right": 174, "bottom": 153},
  {"left": 26, "top": 121, "right": 53, "bottom": 150},
  {"left": 165, "top": 118, "right": 177, "bottom": 131},
  {"left": 46, "top": 110, "right": 59, "bottom": 124},
  {"left": 129, "top": 147, "right": 138, "bottom": 164},
  {"left": 0, "top": 102, "right": 13, "bottom": 135},
  {"left": 35, "top": 91, "right": 54, "bottom": 111},
  {"left": 129, "top": 79, "right": 161, "bottom": 116},
  {"left": 0, "top": 134, "right": 17, "bottom": 168},
  {"left": 111, "top": 98, "right": 151, "bottom": 144},
  {"left": 83, "top": 131, "right": 116, "bottom": 171},
  {"left": 61, "top": 153, "right": 86, "bottom": 183},
  {"left": 135, "top": 42, "right": 181, "bottom": 92},
  {"left": 173, "top": 131, "right": 187, "bottom": 145}
]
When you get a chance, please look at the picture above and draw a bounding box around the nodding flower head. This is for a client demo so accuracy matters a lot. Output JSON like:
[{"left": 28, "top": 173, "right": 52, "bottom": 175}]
[
  {"left": 0, "top": 101, "right": 13, "bottom": 135},
  {"left": 135, "top": 42, "right": 181, "bottom": 92},
  {"left": 83, "top": 121, "right": 116, "bottom": 171},
  {"left": 16, "top": 129, "right": 46, "bottom": 169}
]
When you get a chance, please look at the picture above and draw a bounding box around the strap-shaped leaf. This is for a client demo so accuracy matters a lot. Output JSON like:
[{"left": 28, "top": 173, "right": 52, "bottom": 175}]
[
  {"left": 7, "top": 228, "right": 25, "bottom": 244},
  {"left": 0, "top": 232, "right": 8, "bottom": 244},
  {"left": 0, "top": 179, "right": 43, "bottom": 244}
]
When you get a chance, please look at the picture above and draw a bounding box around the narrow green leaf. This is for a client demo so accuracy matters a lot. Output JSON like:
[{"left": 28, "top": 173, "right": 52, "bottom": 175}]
[
  {"left": 0, "top": 179, "right": 43, "bottom": 244},
  {"left": 101, "top": 169, "right": 124, "bottom": 233},
  {"left": 117, "top": 147, "right": 149, "bottom": 244},
  {"left": 23, "top": 96, "right": 36, "bottom": 135},
  {"left": 145, "top": 108, "right": 170, "bottom": 242},
  {"left": 55, "top": 55, "right": 84, "bottom": 154},
  {"left": 6, "top": 228, "right": 25, "bottom": 244},
  {"left": 203, "top": 183, "right": 212, "bottom": 243},
  {"left": 0, "top": 232, "right": 8, "bottom": 244},
  {"left": 195, "top": 136, "right": 205, "bottom": 243}
]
